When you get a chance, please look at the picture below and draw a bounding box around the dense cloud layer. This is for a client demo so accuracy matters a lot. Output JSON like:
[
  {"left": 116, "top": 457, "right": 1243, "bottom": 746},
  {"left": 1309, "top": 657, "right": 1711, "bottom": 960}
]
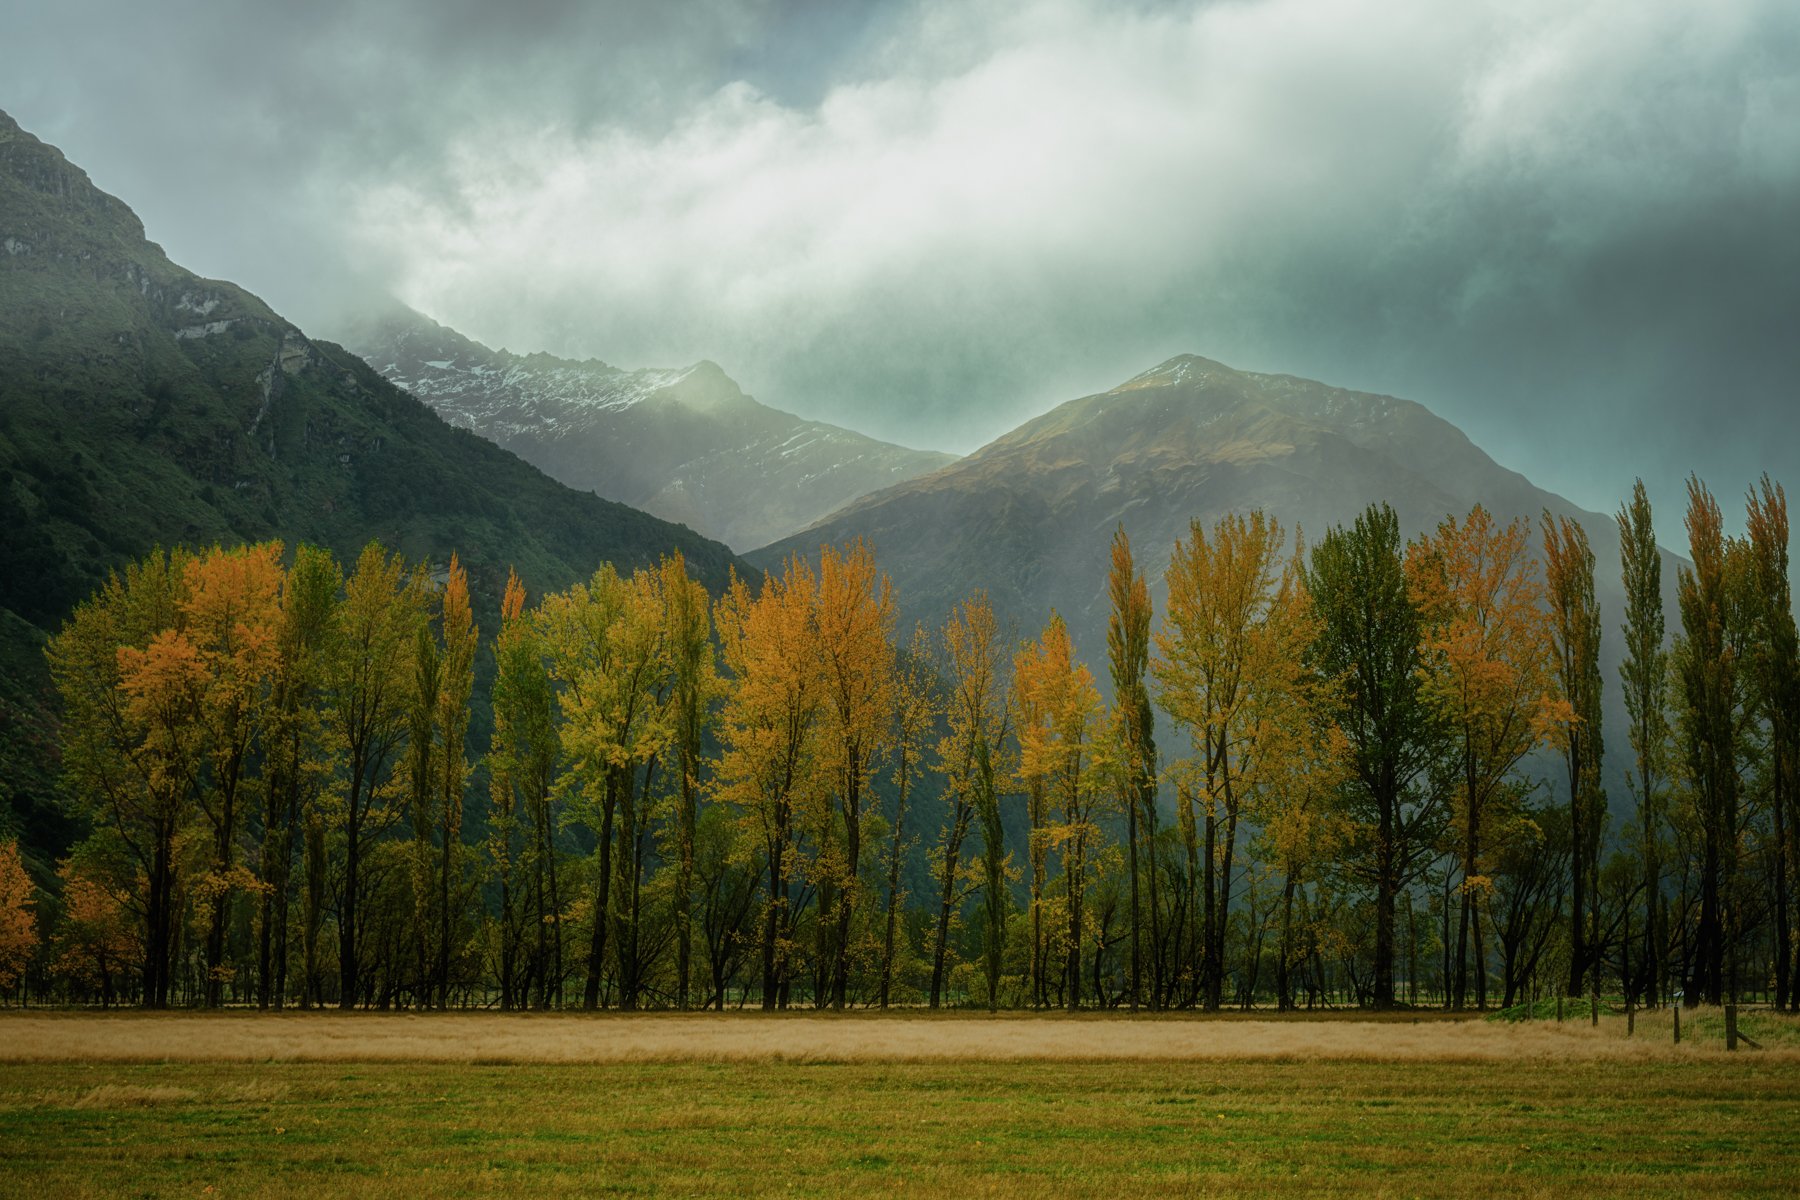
[{"left": 6, "top": 0, "right": 1797, "bottom": 528}]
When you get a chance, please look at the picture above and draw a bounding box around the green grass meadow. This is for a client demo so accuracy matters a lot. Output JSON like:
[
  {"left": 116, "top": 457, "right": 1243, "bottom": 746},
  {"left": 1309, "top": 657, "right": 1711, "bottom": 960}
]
[{"left": 2, "top": 1056, "right": 1797, "bottom": 1198}]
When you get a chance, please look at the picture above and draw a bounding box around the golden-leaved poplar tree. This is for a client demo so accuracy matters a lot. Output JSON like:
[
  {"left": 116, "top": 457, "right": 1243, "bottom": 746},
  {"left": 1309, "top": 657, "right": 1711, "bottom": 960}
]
[
  {"left": 1406, "top": 506, "right": 1555, "bottom": 1010},
  {"left": 324, "top": 542, "right": 424, "bottom": 1009},
  {"left": 183, "top": 541, "right": 285, "bottom": 1007},
  {"left": 714, "top": 558, "right": 825, "bottom": 1010},
  {"left": 930, "top": 592, "right": 1007, "bottom": 1008},
  {"left": 1016, "top": 611, "right": 1100, "bottom": 1008},
  {"left": 1155, "top": 511, "right": 1315, "bottom": 1011},
  {"left": 814, "top": 540, "right": 897, "bottom": 1009}
]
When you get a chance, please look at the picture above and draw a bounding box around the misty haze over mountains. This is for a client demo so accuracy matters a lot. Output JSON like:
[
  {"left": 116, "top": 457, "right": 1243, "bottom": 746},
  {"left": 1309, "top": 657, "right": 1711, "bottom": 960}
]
[{"left": 344, "top": 307, "right": 954, "bottom": 552}]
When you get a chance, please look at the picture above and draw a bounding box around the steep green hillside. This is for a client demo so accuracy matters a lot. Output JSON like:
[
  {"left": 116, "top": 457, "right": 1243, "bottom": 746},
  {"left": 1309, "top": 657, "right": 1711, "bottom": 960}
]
[{"left": 0, "top": 110, "right": 746, "bottom": 869}]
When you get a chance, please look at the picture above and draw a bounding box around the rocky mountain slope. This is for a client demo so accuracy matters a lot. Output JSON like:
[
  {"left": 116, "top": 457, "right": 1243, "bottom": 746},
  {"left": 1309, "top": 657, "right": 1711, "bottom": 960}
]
[
  {"left": 343, "top": 308, "right": 958, "bottom": 552},
  {"left": 0, "top": 109, "right": 744, "bottom": 864}
]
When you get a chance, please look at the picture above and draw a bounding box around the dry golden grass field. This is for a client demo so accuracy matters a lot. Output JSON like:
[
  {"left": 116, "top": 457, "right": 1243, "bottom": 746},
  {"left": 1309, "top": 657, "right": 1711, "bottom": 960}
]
[{"left": 1, "top": 1009, "right": 1797, "bottom": 1197}]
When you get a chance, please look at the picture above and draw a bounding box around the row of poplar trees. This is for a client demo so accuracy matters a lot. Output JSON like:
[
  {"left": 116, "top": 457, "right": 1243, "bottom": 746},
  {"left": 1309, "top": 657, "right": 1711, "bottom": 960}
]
[{"left": 10, "top": 473, "right": 1797, "bottom": 1011}]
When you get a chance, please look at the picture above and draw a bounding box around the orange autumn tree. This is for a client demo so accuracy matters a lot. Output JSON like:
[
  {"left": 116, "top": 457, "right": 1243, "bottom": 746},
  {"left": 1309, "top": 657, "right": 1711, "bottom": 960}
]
[
  {"left": 0, "top": 840, "right": 38, "bottom": 992},
  {"left": 1406, "top": 505, "right": 1556, "bottom": 1010},
  {"left": 183, "top": 541, "right": 285, "bottom": 1007},
  {"left": 814, "top": 540, "right": 897, "bottom": 1009},
  {"left": 49, "top": 856, "right": 138, "bottom": 1005}
]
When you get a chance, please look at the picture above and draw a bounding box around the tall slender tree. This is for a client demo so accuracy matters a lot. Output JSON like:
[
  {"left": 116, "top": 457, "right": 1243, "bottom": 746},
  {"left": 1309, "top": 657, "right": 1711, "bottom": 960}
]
[
  {"left": 258, "top": 545, "right": 338, "bottom": 1009},
  {"left": 931, "top": 593, "right": 1006, "bottom": 1008},
  {"left": 183, "top": 541, "right": 284, "bottom": 1006},
  {"left": 1673, "top": 477, "right": 1752, "bottom": 1005},
  {"left": 325, "top": 543, "right": 423, "bottom": 1009},
  {"left": 1156, "top": 511, "right": 1312, "bottom": 1010},
  {"left": 488, "top": 570, "right": 562, "bottom": 1009},
  {"left": 1745, "top": 478, "right": 1799, "bottom": 1011},
  {"left": 1407, "top": 506, "right": 1554, "bottom": 1009},
  {"left": 1106, "top": 527, "right": 1159, "bottom": 1009},
  {"left": 1616, "top": 480, "right": 1668, "bottom": 1006},
  {"left": 1306, "top": 505, "right": 1446, "bottom": 1009},
  {"left": 1018, "top": 612, "right": 1101, "bottom": 1008},
  {"left": 714, "top": 560, "right": 824, "bottom": 1010},
  {"left": 815, "top": 540, "right": 897, "bottom": 1009},
  {"left": 661, "top": 551, "right": 716, "bottom": 1011},
  {"left": 432, "top": 556, "right": 477, "bottom": 1007},
  {"left": 51, "top": 548, "right": 196, "bottom": 1007},
  {"left": 880, "top": 626, "right": 937, "bottom": 1008},
  {"left": 1542, "top": 513, "right": 1604, "bottom": 1000}
]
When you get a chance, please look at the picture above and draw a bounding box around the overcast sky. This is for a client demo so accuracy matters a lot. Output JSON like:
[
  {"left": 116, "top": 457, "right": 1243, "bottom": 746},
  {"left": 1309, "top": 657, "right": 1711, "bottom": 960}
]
[{"left": 6, "top": 0, "right": 1797, "bottom": 530}]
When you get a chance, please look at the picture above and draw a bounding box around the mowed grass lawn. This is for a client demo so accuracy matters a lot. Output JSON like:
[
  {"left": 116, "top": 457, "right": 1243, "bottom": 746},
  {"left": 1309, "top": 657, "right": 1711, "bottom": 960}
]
[{"left": 2, "top": 1051, "right": 1797, "bottom": 1198}]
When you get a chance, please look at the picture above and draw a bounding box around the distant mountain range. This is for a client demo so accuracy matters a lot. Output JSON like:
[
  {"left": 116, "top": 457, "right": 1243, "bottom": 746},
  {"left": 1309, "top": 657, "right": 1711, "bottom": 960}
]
[
  {"left": 0, "top": 109, "right": 744, "bottom": 865},
  {"left": 753, "top": 354, "right": 1682, "bottom": 806},
  {"left": 343, "top": 308, "right": 956, "bottom": 552}
]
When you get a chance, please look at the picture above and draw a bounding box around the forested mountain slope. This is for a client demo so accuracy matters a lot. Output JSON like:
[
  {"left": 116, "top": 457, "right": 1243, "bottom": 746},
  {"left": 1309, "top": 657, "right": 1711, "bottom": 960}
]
[{"left": 0, "top": 110, "right": 746, "bottom": 866}]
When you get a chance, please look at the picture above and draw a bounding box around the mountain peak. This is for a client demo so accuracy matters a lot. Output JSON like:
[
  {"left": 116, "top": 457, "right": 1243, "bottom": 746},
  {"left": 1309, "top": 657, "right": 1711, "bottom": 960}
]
[{"left": 1116, "top": 354, "right": 1238, "bottom": 392}]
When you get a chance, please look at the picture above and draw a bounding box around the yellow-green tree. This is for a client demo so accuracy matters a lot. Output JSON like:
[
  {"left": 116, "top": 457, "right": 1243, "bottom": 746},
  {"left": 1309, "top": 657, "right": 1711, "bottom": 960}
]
[
  {"left": 539, "top": 563, "right": 672, "bottom": 1010},
  {"left": 1615, "top": 481, "right": 1668, "bottom": 1006},
  {"left": 257, "top": 544, "right": 339, "bottom": 1009},
  {"left": 661, "top": 551, "right": 717, "bottom": 1011},
  {"left": 1745, "top": 477, "right": 1799, "bottom": 1011},
  {"left": 880, "top": 625, "right": 938, "bottom": 1008},
  {"left": 1105, "top": 526, "right": 1159, "bottom": 1009},
  {"left": 49, "top": 548, "right": 195, "bottom": 1007},
  {"left": 487, "top": 570, "right": 561, "bottom": 1009},
  {"left": 324, "top": 542, "right": 424, "bottom": 1009},
  {"left": 930, "top": 592, "right": 1008, "bottom": 1008},
  {"left": 1017, "top": 612, "right": 1100, "bottom": 1008},
  {"left": 1541, "top": 513, "right": 1604, "bottom": 999},
  {"left": 431, "top": 555, "right": 478, "bottom": 1007},
  {"left": 1155, "top": 511, "right": 1314, "bottom": 1010},
  {"left": 1673, "top": 477, "right": 1755, "bottom": 1006}
]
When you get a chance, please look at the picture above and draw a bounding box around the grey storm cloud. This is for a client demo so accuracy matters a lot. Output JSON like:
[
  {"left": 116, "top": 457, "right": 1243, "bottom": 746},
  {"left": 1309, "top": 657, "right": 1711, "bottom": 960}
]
[{"left": 5, "top": 0, "right": 1798, "bottom": 530}]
